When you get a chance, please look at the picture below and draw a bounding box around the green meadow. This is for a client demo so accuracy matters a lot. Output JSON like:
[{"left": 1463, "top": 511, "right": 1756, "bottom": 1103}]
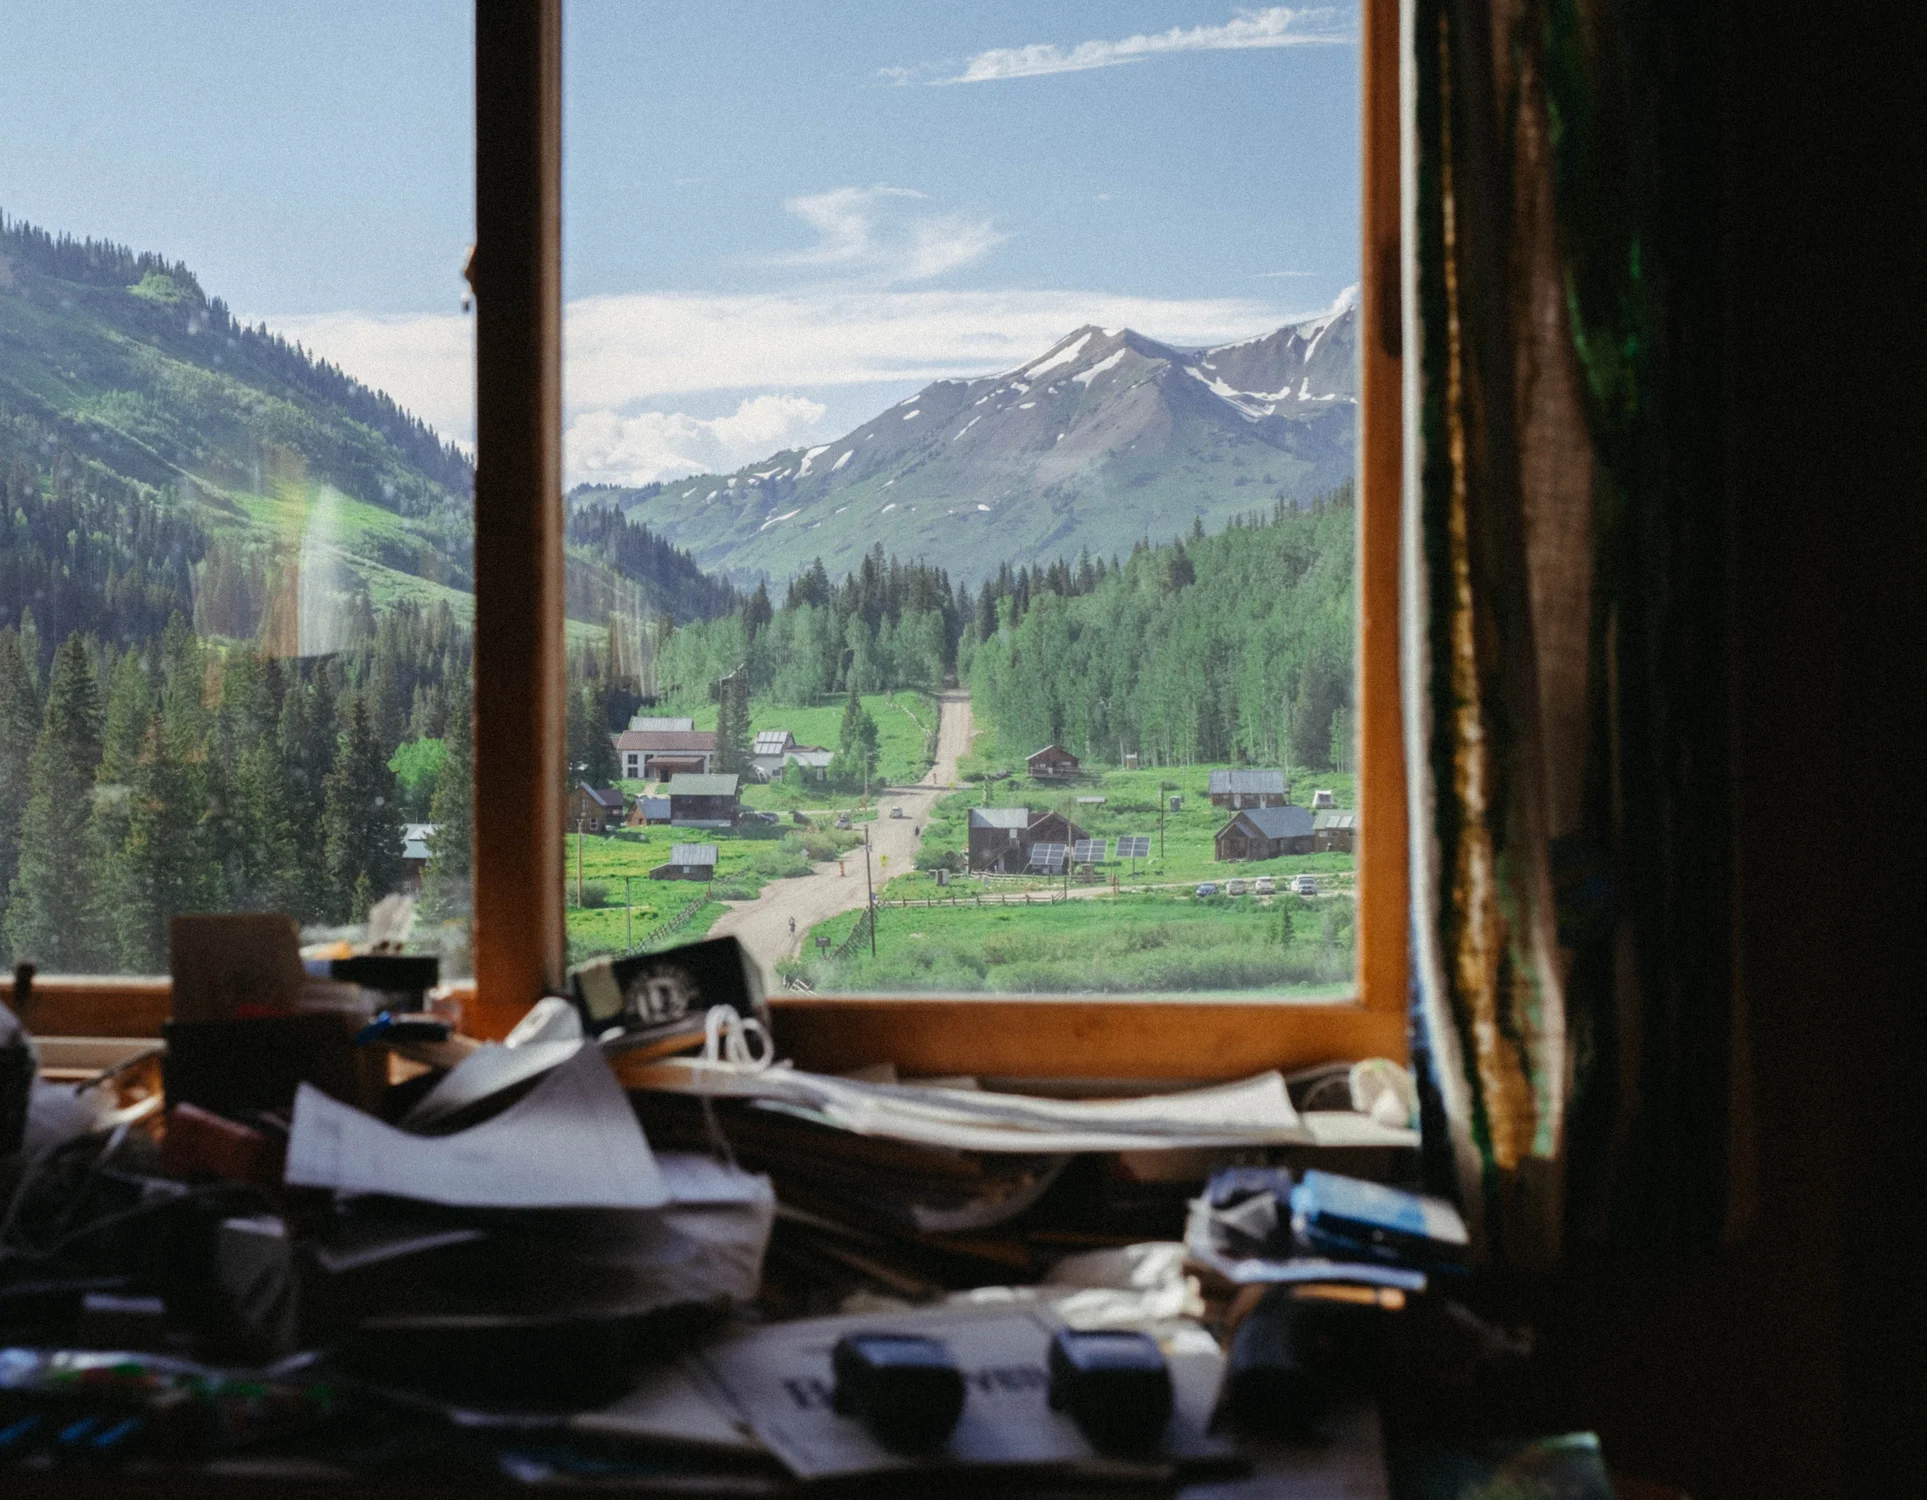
[{"left": 788, "top": 890, "right": 1355, "bottom": 998}]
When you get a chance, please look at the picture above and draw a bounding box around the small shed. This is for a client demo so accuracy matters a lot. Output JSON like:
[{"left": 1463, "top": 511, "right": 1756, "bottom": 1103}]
[
  {"left": 651, "top": 843, "right": 718, "bottom": 880},
  {"left": 1313, "top": 808, "right": 1357, "bottom": 853},
  {"left": 627, "top": 795, "right": 671, "bottom": 827},
  {"left": 967, "top": 806, "right": 1032, "bottom": 872},
  {"left": 399, "top": 822, "right": 437, "bottom": 888},
  {"left": 1027, "top": 744, "right": 1081, "bottom": 779},
  {"left": 1215, "top": 804, "right": 1316, "bottom": 861},
  {"left": 667, "top": 773, "right": 741, "bottom": 828},
  {"left": 1311, "top": 789, "right": 1336, "bottom": 809},
  {"left": 567, "top": 783, "right": 627, "bottom": 834},
  {"left": 1208, "top": 769, "right": 1288, "bottom": 809}
]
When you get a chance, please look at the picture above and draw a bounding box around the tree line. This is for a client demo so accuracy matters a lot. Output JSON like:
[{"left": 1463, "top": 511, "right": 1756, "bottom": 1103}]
[
  {"left": 962, "top": 488, "right": 1357, "bottom": 770},
  {"left": 0, "top": 600, "right": 475, "bottom": 973},
  {"left": 639, "top": 490, "right": 1355, "bottom": 774}
]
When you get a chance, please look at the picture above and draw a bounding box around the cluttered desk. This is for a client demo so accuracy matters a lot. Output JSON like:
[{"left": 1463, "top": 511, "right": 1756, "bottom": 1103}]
[{"left": 0, "top": 917, "right": 1595, "bottom": 1498}]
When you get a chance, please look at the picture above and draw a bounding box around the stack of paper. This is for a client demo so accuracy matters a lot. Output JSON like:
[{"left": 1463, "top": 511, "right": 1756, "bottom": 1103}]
[
  {"left": 285, "top": 1045, "right": 775, "bottom": 1323},
  {"left": 623, "top": 1060, "right": 1323, "bottom": 1153}
]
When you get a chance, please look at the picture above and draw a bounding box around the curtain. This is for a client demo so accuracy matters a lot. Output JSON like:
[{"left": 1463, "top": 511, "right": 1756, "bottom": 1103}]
[{"left": 1402, "top": 0, "right": 1735, "bottom": 1269}]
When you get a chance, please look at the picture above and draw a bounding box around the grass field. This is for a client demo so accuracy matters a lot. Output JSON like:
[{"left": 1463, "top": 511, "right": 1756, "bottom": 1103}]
[
  {"left": 905, "top": 762, "right": 1359, "bottom": 892},
  {"left": 787, "top": 890, "right": 1355, "bottom": 997},
  {"left": 561, "top": 820, "right": 860, "bottom": 963}
]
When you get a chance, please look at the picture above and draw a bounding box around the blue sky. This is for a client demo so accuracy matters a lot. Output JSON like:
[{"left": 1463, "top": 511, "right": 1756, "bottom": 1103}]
[{"left": 2, "top": 2, "right": 1359, "bottom": 485}]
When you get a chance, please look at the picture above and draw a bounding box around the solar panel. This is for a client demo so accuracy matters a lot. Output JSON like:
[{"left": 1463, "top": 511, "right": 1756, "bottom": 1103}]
[
  {"left": 1116, "top": 835, "right": 1151, "bottom": 859},
  {"left": 1072, "top": 838, "right": 1107, "bottom": 864},
  {"left": 1027, "top": 842, "right": 1068, "bottom": 871}
]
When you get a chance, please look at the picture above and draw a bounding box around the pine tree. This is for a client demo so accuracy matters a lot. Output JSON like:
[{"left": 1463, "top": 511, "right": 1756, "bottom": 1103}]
[
  {"left": 104, "top": 715, "right": 221, "bottom": 971},
  {"left": 713, "top": 670, "right": 752, "bottom": 778},
  {"left": 7, "top": 634, "right": 107, "bottom": 968},
  {"left": 829, "top": 682, "right": 879, "bottom": 791},
  {"left": 0, "top": 628, "right": 44, "bottom": 940},
  {"left": 420, "top": 678, "right": 472, "bottom": 921},
  {"left": 566, "top": 678, "right": 619, "bottom": 788},
  {"left": 321, "top": 696, "right": 403, "bottom": 922}
]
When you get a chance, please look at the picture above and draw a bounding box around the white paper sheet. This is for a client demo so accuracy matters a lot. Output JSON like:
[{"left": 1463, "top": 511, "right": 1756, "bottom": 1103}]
[
  {"left": 285, "top": 1043, "right": 669, "bottom": 1209},
  {"left": 401, "top": 1039, "right": 583, "bottom": 1130},
  {"left": 623, "top": 1060, "right": 1313, "bottom": 1152}
]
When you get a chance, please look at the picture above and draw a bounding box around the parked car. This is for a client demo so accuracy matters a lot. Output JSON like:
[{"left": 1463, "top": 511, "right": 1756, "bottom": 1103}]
[
  {"left": 835, "top": 815, "right": 853, "bottom": 829},
  {"left": 1290, "top": 874, "right": 1320, "bottom": 896},
  {"left": 1225, "top": 878, "right": 1249, "bottom": 896},
  {"left": 890, "top": 806, "right": 905, "bottom": 819},
  {"left": 1253, "top": 876, "right": 1276, "bottom": 896},
  {"left": 1195, "top": 882, "right": 1219, "bottom": 898}
]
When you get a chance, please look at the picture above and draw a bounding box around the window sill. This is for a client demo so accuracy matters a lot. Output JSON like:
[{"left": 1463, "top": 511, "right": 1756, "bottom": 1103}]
[{"left": 10, "top": 975, "right": 1403, "bottom": 1084}]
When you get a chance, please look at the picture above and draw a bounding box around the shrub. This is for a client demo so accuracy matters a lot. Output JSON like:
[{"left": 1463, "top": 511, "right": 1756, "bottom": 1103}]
[{"left": 576, "top": 880, "right": 612, "bottom": 909}]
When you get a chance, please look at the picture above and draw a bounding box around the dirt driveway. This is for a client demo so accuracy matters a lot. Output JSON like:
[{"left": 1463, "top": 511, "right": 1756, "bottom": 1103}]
[{"left": 708, "top": 691, "right": 974, "bottom": 977}]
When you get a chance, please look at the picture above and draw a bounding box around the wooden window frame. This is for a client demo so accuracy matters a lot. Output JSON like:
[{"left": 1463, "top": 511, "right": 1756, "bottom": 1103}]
[{"left": 9, "top": 0, "right": 1407, "bottom": 1085}]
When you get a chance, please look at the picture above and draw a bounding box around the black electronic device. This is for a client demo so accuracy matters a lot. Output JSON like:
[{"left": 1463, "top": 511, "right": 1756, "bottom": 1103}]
[
  {"left": 1222, "top": 1284, "right": 1386, "bottom": 1436},
  {"left": 1047, "top": 1327, "right": 1172, "bottom": 1455},
  {"left": 830, "top": 1332, "right": 965, "bottom": 1452},
  {"left": 569, "top": 934, "right": 764, "bottom": 1047}
]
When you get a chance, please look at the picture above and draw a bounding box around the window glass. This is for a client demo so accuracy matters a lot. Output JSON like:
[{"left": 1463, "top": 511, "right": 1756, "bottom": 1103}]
[
  {"left": 562, "top": 3, "right": 1359, "bottom": 997},
  {"left": 0, "top": 4, "right": 476, "bottom": 974}
]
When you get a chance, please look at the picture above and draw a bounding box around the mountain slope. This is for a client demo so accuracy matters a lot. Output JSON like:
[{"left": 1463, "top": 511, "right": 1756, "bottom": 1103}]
[
  {"left": 1, "top": 213, "right": 739, "bottom": 647},
  {"left": 591, "top": 296, "right": 1357, "bottom": 586}
]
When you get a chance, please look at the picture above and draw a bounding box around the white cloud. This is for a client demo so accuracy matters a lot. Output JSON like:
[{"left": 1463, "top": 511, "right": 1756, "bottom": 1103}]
[
  {"left": 566, "top": 393, "right": 829, "bottom": 489},
  {"left": 891, "top": 6, "right": 1352, "bottom": 87},
  {"left": 559, "top": 287, "right": 1281, "bottom": 408},
  {"left": 263, "top": 285, "right": 1289, "bottom": 480},
  {"left": 260, "top": 308, "right": 476, "bottom": 454},
  {"left": 771, "top": 185, "right": 1006, "bottom": 283}
]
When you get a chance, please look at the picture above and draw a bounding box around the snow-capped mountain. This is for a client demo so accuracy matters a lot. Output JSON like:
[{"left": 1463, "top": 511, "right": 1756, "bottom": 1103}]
[{"left": 583, "top": 295, "right": 1358, "bottom": 584}]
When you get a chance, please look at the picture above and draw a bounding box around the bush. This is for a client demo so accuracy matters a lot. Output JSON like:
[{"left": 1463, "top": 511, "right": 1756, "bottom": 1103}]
[{"left": 576, "top": 880, "right": 612, "bottom": 909}]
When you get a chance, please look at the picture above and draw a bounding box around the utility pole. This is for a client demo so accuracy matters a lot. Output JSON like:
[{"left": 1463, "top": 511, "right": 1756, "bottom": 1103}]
[
  {"left": 863, "top": 825, "right": 876, "bottom": 957},
  {"left": 1158, "top": 782, "right": 1170, "bottom": 865}
]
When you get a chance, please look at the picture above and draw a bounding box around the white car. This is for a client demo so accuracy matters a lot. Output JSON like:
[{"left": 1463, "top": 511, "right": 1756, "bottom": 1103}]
[
  {"left": 1253, "top": 876, "right": 1276, "bottom": 896},
  {"left": 1225, "top": 878, "right": 1249, "bottom": 896},
  {"left": 890, "top": 806, "right": 905, "bottom": 819},
  {"left": 1290, "top": 874, "right": 1320, "bottom": 896}
]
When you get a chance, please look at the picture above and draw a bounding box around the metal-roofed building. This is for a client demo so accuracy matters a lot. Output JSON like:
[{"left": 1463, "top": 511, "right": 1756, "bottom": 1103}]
[
  {"left": 1312, "top": 808, "right": 1358, "bottom": 853},
  {"left": 613, "top": 728, "right": 717, "bottom": 781},
  {"left": 666, "top": 772, "right": 741, "bottom": 828},
  {"left": 1215, "top": 804, "right": 1316, "bottom": 861},
  {"left": 651, "top": 843, "right": 718, "bottom": 880},
  {"left": 1208, "top": 768, "right": 1289, "bottom": 809},
  {"left": 967, "top": 806, "right": 1032, "bottom": 872}
]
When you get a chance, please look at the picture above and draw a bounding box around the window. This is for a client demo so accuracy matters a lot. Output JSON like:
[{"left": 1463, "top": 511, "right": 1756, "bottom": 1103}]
[
  {"left": 553, "top": 2, "right": 1404, "bottom": 1034},
  {"left": 9, "top": 1, "right": 1404, "bottom": 1079},
  {"left": 0, "top": 7, "right": 476, "bottom": 981}
]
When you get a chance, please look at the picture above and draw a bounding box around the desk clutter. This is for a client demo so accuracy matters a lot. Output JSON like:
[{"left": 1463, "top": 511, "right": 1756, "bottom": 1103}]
[{"left": 0, "top": 918, "right": 1604, "bottom": 1497}]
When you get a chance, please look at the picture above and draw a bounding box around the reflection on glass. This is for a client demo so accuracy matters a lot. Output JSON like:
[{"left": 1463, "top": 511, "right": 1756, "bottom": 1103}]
[
  {"left": 0, "top": 7, "right": 475, "bottom": 975},
  {"left": 559, "top": 3, "right": 1361, "bottom": 996}
]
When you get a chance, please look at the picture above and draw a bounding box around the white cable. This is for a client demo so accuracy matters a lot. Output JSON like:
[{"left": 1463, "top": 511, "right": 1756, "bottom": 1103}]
[{"left": 701, "top": 1004, "right": 773, "bottom": 1072}]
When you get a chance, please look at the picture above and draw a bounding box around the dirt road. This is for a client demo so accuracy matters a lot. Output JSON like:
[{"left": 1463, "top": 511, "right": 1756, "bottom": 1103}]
[{"left": 708, "top": 690, "right": 974, "bottom": 978}]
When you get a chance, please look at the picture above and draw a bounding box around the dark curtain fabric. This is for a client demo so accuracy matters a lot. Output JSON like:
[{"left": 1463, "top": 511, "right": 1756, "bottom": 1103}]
[{"left": 1403, "top": 0, "right": 1733, "bottom": 1270}]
